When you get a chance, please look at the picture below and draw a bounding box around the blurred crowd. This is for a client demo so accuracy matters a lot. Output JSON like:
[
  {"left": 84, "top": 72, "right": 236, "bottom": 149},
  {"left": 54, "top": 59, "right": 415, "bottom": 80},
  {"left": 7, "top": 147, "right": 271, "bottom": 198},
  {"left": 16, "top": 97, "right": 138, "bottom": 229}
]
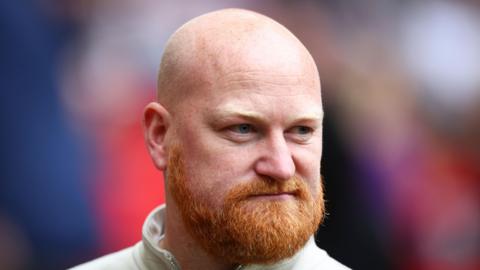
[{"left": 1, "top": 0, "right": 479, "bottom": 269}]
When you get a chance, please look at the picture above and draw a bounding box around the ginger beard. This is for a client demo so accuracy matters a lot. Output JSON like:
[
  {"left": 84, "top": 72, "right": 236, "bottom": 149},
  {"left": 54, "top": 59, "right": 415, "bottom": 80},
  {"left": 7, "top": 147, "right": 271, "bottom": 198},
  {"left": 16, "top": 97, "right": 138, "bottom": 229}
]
[{"left": 167, "top": 146, "right": 325, "bottom": 265}]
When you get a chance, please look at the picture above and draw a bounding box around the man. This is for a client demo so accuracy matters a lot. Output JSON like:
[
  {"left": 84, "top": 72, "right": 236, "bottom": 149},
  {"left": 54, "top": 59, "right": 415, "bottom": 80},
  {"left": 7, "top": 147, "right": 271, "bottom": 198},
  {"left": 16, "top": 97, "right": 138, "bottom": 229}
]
[{"left": 72, "top": 8, "right": 350, "bottom": 270}]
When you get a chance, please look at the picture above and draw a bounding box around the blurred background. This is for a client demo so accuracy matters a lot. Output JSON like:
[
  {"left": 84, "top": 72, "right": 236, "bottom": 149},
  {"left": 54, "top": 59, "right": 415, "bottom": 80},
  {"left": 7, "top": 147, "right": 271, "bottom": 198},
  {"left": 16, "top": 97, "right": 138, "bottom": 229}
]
[{"left": 1, "top": 0, "right": 479, "bottom": 269}]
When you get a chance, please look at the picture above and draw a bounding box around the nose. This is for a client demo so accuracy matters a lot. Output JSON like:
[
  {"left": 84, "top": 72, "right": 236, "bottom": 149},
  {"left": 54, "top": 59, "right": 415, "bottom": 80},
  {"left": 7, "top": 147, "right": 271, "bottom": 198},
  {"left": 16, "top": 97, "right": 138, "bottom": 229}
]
[{"left": 254, "top": 134, "right": 295, "bottom": 181}]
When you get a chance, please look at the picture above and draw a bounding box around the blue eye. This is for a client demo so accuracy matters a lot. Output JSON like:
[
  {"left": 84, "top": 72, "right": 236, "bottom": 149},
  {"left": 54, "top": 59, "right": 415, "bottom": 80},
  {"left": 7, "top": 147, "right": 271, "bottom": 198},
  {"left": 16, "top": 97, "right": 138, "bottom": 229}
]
[
  {"left": 232, "top": 124, "right": 253, "bottom": 134},
  {"left": 286, "top": 126, "right": 315, "bottom": 143},
  {"left": 294, "top": 126, "right": 313, "bottom": 134}
]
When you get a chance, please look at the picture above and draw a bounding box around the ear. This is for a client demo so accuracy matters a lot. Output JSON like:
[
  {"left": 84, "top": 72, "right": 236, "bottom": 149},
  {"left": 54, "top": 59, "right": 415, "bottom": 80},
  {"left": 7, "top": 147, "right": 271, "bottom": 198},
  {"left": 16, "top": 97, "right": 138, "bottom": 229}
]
[{"left": 143, "top": 102, "right": 171, "bottom": 170}]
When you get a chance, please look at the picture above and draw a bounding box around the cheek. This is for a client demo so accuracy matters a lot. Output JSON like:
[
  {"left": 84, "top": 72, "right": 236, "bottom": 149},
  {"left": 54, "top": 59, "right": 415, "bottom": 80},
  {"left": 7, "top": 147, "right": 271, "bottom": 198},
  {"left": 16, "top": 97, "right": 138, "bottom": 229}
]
[
  {"left": 306, "top": 168, "right": 322, "bottom": 199},
  {"left": 292, "top": 146, "right": 322, "bottom": 195},
  {"left": 175, "top": 125, "right": 250, "bottom": 206}
]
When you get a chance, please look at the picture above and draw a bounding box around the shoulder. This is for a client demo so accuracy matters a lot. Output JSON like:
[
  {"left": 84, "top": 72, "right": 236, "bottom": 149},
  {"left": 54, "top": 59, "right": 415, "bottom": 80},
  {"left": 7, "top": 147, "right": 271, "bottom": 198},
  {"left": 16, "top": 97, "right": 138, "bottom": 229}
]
[
  {"left": 294, "top": 239, "right": 351, "bottom": 270},
  {"left": 69, "top": 243, "right": 142, "bottom": 270}
]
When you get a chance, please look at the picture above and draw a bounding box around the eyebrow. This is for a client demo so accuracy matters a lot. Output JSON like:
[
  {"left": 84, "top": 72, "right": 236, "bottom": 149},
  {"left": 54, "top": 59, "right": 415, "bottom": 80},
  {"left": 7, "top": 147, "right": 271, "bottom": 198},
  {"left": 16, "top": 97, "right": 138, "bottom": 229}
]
[{"left": 211, "top": 105, "right": 324, "bottom": 124}]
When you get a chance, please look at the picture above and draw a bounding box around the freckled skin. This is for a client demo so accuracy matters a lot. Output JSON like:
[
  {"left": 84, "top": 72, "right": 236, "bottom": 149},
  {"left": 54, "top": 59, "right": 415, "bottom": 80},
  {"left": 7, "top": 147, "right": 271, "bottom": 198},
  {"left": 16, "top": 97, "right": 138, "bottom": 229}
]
[{"left": 143, "top": 8, "right": 323, "bottom": 270}]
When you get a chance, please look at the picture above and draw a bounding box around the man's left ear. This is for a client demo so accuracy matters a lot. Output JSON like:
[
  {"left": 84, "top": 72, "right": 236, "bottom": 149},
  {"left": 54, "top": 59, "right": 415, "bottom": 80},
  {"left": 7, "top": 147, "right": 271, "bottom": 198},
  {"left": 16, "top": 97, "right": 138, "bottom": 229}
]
[{"left": 143, "top": 102, "right": 171, "bottom": 170}]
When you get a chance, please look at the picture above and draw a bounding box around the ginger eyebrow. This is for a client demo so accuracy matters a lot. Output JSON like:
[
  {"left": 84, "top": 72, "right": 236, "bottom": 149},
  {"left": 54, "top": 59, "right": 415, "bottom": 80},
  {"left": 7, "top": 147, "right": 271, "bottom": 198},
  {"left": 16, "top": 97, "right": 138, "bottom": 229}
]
[
  {"left": 210, "top": 106, "right": 323, "bottom": 125},
  {"left": 214, "top": 109, "right": 265, "bottom": 122}
]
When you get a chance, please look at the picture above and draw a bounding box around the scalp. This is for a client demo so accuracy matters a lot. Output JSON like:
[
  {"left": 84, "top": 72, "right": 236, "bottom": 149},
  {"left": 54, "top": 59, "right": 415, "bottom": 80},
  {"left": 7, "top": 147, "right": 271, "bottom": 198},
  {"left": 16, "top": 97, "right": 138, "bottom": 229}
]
[{"left": 157, "top": 8, "right": 319, "bottom": 112}]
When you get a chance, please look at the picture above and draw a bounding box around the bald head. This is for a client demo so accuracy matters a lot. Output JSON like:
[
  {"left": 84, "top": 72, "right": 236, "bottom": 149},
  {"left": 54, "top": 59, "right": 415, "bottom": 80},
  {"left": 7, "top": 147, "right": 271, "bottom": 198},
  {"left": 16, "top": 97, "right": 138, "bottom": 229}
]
[{"left": 157, "top": 8, "right": 320, "bottom": 110}]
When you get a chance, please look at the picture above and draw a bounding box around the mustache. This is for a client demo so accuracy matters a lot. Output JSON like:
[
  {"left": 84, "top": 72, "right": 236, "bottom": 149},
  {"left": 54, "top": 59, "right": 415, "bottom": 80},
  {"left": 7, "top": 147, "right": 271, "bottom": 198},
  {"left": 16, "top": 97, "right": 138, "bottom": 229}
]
[{"left": 225, "top": 176, "right": 308, "bottom": 202}]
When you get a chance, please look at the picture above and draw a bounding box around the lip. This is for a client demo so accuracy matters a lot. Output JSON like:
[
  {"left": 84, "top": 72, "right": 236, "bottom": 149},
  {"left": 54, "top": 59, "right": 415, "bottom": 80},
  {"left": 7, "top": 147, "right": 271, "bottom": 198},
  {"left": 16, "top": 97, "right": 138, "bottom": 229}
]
[{"left": 250, "top": 192, "right": 296, "bottom": 200}]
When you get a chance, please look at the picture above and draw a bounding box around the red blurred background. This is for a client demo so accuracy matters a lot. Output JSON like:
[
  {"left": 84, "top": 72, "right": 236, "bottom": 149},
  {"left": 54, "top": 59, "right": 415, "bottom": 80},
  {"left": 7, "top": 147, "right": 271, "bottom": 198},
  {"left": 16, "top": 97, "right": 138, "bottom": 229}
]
[{"left": 1, "top": 0, "right": 479, "bottom": 269}]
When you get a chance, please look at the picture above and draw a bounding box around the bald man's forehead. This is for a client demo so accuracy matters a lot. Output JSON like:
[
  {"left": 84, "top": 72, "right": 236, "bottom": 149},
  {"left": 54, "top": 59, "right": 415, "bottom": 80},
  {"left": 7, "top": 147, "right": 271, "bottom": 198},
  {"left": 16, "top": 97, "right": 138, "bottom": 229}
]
[
  {"left": 191, "top": 26, "right": 318, "bottom": 93},
  {"left": 215, "top": 70, "right": 319, "bottom": 98}
]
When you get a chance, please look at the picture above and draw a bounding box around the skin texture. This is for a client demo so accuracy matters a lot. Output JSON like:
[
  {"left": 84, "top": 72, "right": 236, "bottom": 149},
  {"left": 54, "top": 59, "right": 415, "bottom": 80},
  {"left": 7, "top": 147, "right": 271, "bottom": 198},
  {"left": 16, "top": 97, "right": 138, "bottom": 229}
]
[{"left": 143, "top": 8, "right": 323, "bottom": 270}]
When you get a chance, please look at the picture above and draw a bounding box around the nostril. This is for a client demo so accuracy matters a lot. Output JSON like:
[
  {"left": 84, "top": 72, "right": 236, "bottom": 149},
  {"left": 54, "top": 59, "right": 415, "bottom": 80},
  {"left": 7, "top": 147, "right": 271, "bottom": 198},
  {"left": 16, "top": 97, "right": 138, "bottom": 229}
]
[{"left": 261, "top": 176, "right": 276, "bottom": 184}]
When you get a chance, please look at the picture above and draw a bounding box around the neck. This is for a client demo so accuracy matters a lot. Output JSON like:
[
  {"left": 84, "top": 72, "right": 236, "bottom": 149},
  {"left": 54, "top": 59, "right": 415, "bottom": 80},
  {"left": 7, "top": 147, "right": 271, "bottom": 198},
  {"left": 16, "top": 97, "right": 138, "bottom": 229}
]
[{"left": 161, "top": 197, "right": 237, "bottom": 270}]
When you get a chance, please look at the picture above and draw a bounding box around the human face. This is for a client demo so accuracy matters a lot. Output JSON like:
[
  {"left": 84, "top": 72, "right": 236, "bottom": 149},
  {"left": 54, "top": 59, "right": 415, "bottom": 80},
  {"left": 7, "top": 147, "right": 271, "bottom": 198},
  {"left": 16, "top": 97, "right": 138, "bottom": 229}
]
[{"left": 169, "top": 66, "right": 324, "bottom": 211}]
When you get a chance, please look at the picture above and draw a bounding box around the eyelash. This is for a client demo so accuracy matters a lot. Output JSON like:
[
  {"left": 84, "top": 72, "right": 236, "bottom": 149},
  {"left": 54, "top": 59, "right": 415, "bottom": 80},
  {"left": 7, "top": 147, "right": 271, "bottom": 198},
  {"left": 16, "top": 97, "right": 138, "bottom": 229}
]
[
  {"left": 230, "top": 123, "right": 256, "bottom": 134},
  {"left": 289, "top": 126, "right": 314, "bottom": 135},
  {"left": 225, "top": 124, "right": 314, "bottom": 142}
]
